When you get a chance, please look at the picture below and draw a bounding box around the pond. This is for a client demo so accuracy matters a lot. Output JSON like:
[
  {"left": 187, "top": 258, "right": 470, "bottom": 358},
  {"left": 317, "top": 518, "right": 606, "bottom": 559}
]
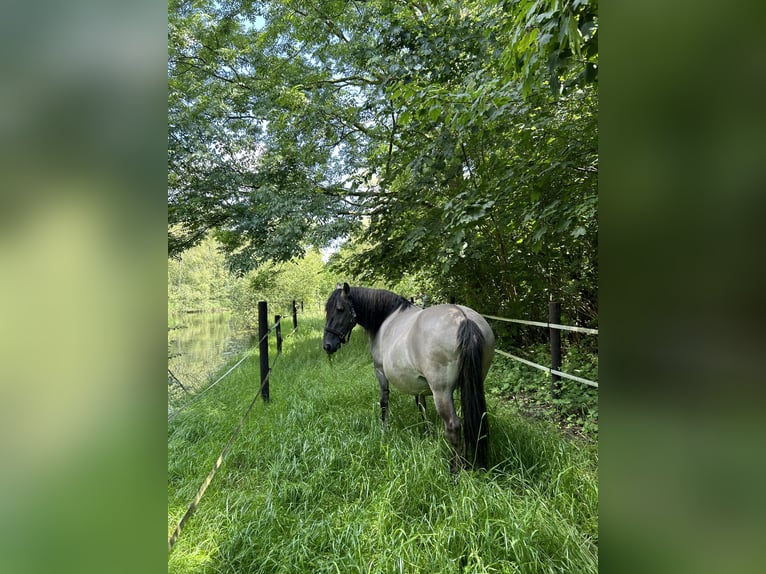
[{"left": 168, "top": 312, "right": 254, "bottom": 407}]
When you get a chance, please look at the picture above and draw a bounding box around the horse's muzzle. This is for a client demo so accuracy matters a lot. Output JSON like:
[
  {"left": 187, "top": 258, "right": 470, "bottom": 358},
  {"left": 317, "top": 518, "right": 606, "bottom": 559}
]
[{"left": 323, "top": 338, "right": 340, "bottom": 354}]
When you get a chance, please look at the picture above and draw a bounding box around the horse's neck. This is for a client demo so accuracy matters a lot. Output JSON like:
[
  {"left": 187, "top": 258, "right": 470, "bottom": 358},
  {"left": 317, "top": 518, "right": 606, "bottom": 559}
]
[{"left": 350, "top": 287, "right": 408, "bottom": 335}]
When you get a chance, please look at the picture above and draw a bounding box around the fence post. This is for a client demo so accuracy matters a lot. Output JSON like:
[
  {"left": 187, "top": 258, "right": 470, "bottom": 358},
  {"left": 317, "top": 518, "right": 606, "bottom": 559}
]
[
  {"left": 549, "top": 301, "right": 561, "bottom": 400},
  {"left": 258, "top": 301, "right": 270, "bottom": 402},
  {"left": 301, "top": 300, "right": 304, "bottom": 312},
  {"left": 292, "top": 299, "right": 298, "bottom": 331},
  {"left": 275, "top": 314, "right": 282, "bottom": 354}
]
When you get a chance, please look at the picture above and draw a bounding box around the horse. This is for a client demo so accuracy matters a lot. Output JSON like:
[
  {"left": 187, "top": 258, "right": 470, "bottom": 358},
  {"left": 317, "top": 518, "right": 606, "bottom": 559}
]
[{"left": 323, "top": 283, "right": 494, "bottom": 472}]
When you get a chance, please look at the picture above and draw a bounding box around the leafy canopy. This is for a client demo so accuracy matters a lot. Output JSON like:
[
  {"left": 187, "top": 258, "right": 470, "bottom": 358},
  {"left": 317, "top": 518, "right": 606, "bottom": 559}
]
[{"left": 169, "top": 0, "right": 597, "bottom": 322}]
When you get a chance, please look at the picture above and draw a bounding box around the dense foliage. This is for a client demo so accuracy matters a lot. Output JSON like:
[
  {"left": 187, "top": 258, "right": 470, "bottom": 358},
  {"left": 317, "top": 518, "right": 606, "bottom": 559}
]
[
  {"left": 168, "top": 234, "right": 238, "bottom": 312},
  {"left": 169, "top": 0, "right": 598, "bottom": 325},
  {"left": 169, "top": 234, "right": 340, "bottom": 326}
]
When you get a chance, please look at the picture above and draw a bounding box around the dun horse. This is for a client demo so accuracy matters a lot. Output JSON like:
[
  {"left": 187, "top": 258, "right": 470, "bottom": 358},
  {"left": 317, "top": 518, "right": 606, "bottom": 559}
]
[{"left": 323, "top": 283, "right": 494, "bottom": 471}]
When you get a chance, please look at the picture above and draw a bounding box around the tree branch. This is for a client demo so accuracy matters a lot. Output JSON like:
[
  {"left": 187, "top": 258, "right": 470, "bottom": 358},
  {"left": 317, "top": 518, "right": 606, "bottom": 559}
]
[{"left": 303, "top": 75, "right": 377, "bottom": 88}]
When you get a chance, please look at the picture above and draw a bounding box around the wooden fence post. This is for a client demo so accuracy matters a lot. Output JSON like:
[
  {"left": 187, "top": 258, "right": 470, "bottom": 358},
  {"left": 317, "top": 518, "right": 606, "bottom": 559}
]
[
  {"left": 292, "top": 299, "right": 298, "bottom": 331},
  {"left": 258, "top": 301, "right": 270, "bottom": 402},
  {"left": 549, "top": 301, "right": 561, "bottom": 400},
  {"left": 275, "top": 314, "right": 282, "bottom": 355}
]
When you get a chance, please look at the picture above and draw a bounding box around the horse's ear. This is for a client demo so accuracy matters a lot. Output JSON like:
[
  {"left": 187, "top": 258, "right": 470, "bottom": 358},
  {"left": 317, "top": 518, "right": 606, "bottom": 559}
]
[
  {"left": 343, "top": 282, "right": 350, "bottom": 295},
  {"left": 335, "top": 282, "right": 342, "bottom": 290}
]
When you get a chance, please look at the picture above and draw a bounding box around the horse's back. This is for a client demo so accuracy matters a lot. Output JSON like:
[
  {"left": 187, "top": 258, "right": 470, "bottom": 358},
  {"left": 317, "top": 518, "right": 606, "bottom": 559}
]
[
  {"left": 416, "top": 304, "right": 494, "bottom": 378},
  {"left": 374, "top": 304, "right": 493, "bottom": 394}
]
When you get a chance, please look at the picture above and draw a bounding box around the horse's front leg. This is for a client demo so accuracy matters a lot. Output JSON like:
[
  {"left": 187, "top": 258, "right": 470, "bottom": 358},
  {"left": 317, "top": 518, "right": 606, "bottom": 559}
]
[
  {"left": 374, "top": 366, "right": 390, "bottom": 429},
  {"left": 415, "top": 395, "right": 427, "bottom": 422}
]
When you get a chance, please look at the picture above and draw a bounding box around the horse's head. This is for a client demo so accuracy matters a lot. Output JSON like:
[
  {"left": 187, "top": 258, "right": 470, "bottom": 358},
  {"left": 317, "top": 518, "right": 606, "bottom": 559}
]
[{"left": 323, "top": 282, "right": 356, "bottom": 354}]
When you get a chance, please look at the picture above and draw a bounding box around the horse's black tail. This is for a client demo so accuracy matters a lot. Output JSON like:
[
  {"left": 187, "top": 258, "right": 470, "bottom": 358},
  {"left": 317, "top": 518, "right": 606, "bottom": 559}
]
[{"left": 457, "top": 318, "right": 489, "bottom": 469}]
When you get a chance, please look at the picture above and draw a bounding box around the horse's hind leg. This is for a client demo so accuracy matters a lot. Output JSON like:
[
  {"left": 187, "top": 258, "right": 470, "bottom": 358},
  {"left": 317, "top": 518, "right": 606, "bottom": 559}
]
[{"left": 432, "top": 391, "right": 463, "bottom": 473}]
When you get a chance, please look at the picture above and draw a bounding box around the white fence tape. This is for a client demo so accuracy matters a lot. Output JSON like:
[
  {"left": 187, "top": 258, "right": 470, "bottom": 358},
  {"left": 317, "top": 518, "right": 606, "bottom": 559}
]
[
  {"left": 482, "top": 314, "right": 598, "bottom": 335},
  {"left": 495, "top": 349, "right": 598, "bottom": 388}
]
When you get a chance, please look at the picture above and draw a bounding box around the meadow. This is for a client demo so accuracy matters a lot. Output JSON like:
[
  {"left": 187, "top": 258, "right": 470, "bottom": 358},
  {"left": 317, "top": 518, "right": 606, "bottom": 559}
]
[{"left": 168, "top": 314, "right": 598, "bottom": 573}]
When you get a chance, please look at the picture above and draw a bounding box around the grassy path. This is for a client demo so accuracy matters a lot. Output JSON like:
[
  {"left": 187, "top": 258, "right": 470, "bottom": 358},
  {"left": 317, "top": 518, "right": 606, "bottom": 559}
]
[{"left": 168, "top": 314, "right": 598, "bottom": 573}]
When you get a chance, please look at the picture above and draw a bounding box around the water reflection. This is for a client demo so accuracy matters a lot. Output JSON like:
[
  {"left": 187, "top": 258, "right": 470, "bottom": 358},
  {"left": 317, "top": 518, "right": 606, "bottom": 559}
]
[{"left": 168, "top": 312, "right": 254, "bottom": 406}]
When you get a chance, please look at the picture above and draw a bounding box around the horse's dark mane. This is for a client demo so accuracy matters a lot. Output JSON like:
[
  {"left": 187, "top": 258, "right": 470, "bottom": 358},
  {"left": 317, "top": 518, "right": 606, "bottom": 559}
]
[
  {"left": 351, "top": 287, "right": 412, "bottom": 335},
  {"left": 329, "top": 286, "right": 412, "bottom": 336}
]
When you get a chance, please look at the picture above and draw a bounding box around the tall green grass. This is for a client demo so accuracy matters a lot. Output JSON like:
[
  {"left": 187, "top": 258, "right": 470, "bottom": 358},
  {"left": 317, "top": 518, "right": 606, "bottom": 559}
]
[{"left": 168, "top": 315, "right": 598, "bottom": 573}]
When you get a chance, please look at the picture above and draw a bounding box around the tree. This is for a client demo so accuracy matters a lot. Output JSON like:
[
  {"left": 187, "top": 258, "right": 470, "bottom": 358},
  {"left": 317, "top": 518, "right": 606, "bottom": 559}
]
[
  {"left": 168, "top": 0, "right": 598, "bottom": 325},
  {"left": 168, "top": 233, "right": 239, "bottom": 312},
  {"left": 229, "top": 248, "right": 338, "bottom": 326},
  {"left": 168, "top": 0, "right": 366, "bottom": 266}
]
